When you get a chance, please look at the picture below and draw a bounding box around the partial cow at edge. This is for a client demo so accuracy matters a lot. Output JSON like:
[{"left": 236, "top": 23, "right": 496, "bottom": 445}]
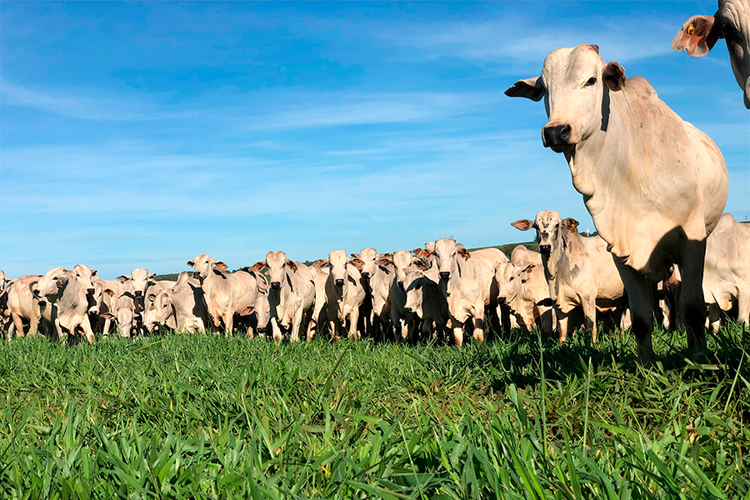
[{"left": 672, "top": 0, "right": 750, "bottom": 108}]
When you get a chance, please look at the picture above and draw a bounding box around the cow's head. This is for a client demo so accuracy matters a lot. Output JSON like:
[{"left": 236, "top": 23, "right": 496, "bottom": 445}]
[
  {"left": 264, "top": 251, "right": 297, "bottom": 291},
  {"left": 351, "top": 248, "right": 382, "bottom": 279},
  {"left": 146, "top": 291, "right": 172, "bottom": 332},
  {"left": 328, "top": 250, "right": 350, "bottom": 288},
  {"left": 130, "top": 268, "right": 154, "bottom": 297},
  {"left": 433, "top": 238, "right": 469, "bottom": 282},
  {"left": 505, "top": 44, "right": 625, "bottom": 153},
  {"left": 72, "top": 264, "right": 97, "bottom": 294},
  {"left": 187, "top": 254, "right": 227, "bottom": 281},
  {"left": 672, "top": 13, "right": 721, "bottom": 58},
  {"left": 391, "top": 250, "right": 416, "bottom": 288},
  {"left": 34, "top": 267, "right": 69, "bottom": 299},
  {"left": 496, "top": 262, "right": 535, "bottom": 309},
  {"left": 511, "top": 211, "right": 579, "bottom": 256},
  {"left": 242, "top": 271, "right": 271, "bottom": 334}
]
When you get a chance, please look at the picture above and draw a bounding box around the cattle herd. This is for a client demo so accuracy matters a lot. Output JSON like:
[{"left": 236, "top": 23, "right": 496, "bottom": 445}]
[{"left": 1, "top": 2, "right": 749, "bottom": 366}]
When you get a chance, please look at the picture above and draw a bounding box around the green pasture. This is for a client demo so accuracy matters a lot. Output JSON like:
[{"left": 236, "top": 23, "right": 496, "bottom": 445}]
[{"left": 1, "top": 324, "right": 748, "bottom": 499}]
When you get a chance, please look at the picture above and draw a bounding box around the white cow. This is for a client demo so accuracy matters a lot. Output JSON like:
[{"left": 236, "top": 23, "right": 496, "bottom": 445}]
[
  {"left": 495, "top": 246, "right": 555, "bottom": 336},
  {"left": 431, "top": 239, "right": 507, "bottom": 345},
  {"left": 703, "top": 214, "right": 750, "bottom": 331},
  {"left": 187, "top": 254, "right": 264, "bottom": 336},
  {"left": 250, "top": 251, "right": 315, "bottom": 342},
  {"left": 145, "top": 272, "right": 210, "bottom": 334},
  {"left": 672, "top": 0, "right": 750, "bottom": 108},
  {"left": 314, "top": 250, "right": 366, "bottom": 341},
  {"left": 33, "top": 267, "right": 97, "bottom": 343},
  {"left": 511, "top": 212, "right": 627, "bottom": 342},
  {"left": 351, "top": 248, "right": 394, "bottom": 338},
  {"left": 6, "top": 275, "right": 48, "bottom": 340},
  {"left": 506, "top": 44, "right": 729, "bottom": 365}
]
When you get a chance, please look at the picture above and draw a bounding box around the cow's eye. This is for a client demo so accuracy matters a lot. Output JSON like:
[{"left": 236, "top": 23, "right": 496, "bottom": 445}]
[
  {"left": 509, "top": 276, "right": 514, "bottom": 281},
  {"left": 521, "top": 279, "right": 528, "bottom": 283},
  {"left": 584, "top": 77, "right": 597, "bottom": 87}
]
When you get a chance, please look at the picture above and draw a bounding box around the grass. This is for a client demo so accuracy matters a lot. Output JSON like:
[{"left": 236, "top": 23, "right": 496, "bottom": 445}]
[{"left": 0, "top": 324, "right": 749, "bottom": 499}]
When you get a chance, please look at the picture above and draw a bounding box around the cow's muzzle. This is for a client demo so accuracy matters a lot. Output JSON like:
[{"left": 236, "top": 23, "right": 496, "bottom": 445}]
[
  {"left": 543, "top": 124, "right": 572, "bottom": 152},
  {"left": 497, "top": 296, "right": 506, "bottom": 305},
  {"left": 439, "top": 271, "right": 450, "bottom": 281},
  {"left": 361, "top": 272, "right": 370, "bottom": 279},
  {"left": 335, "top": 279, "right": 345, "bottom": 287},
  {"left": 134, "top": 291, "right": 143, "bottom": 297},
  {"left": 539, "top": 245, "right": 551, "bottom": 255},
  {"left": 271, "top": 282, "right": 281, "bottom": 290},
  {"left": 257, "top": 326, "right": 267, "bottom": 334}
]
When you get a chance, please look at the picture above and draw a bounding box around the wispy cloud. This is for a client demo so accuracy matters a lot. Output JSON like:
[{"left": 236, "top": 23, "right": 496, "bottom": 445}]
[
  {"left": 248, "top": 91, "right": 505, "bottom": 130},
  {"left": 0, "top": 79, "right": 189, "bottom": 121}
]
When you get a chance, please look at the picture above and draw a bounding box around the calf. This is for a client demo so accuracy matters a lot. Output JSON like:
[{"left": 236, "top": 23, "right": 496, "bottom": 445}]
[
  {"left": 431, "top": 239, "right": 507, "bottom": 345},
  {"left": 32, "top": 267, "right": 96, "bottom": 343},
  {"left": 314, "top": 250, "right": 366, "bottom": 340},
  {"left": 91, "top": 276, "right": 123, "bottom": 336},
  {"left": 495, "top": 246, "right": 555, "bottom": 335},
  {"left": 511, "top": 211, "right": 627, "bottom": 342}
]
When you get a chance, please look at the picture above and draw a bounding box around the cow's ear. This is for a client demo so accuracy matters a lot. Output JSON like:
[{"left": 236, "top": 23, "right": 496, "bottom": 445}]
[
  {"left": 505, "top": 77, "right": 545, "bottom": 102},
  {"left": 100, "top": 312, "right": 116, "bottom": 320},
  {"left": 286, "top": 260, "right": 298, "bottom": 272},
  {"left": 457, "top": 245, "right": 470, "bottom": 260},
  {"left": 377, "top": 254, "right": 392, "bottom": 264},
  {"left": 537, "top": 298, "right": 554, "bottom": 307},
  {"left": 104, "top": 288, "right": 115, "bottom": 297},
  {"left": 562, "top": 218, "right": 580, "bottom": 233},
  {"left": 376, "top": 258, "right": 391, "bottom": 266},
  {"left": 91, "top": 270, "right": 98, "bottom": 276},
  {"left": 603, "top": 62, "right": 625, "bottom": 92},
  {"left": 213, "top": 261, "right": 228, "bottom": 271},
  {"left": 412, "top": 248, "right": 424, "bottom": 257},
  {"left": 671, "top": 14, "right": 720, "bottom": 57},
  {"left": 251, "top": 261, "right": 265, "bottom": 271},
  {"left": 521, "top": 264, "right": 535, "bottom": 273},
  {"left": 116, "top": 275, "right": 131, "bottom": 282},
  {"left": 148, "top": 272, "right": 156, "bottom": 279},
  {"left": 381, "top": 253, "right": 393, "bottom": 259},
  {"left": 350, "top": 253, "right": 360, "bottom": 259},
  {"left": 147, "top": 293, "right": 156, "bottom": 303},
  {"left": 187, "top": 260, "right": 195, "bottom": 267},
  {"left": 350, "top": 258, "right": 364, "bottom": 271},
  {"left": 240, "top": 306, "right": 255, "bottom": 316},
  {"left": 313, "top": 259, "right": 328, "bottom": 267},
  {"left": 511, "top": 219, "right": 534, "bottom": 231},
  {"left": 414, "top": 260, "right": 428, "bottom": 271}
]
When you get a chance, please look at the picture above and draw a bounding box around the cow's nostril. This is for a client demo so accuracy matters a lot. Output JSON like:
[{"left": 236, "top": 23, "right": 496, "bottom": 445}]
[
  {"left": 539, "top": 245, "right": 551, "bottom": 255},
  {"left": 257, "top": 327, "right": 267, "bottom": 334},
  {"left": 543, "top": 125, "right": 572, "bottom": 148}
]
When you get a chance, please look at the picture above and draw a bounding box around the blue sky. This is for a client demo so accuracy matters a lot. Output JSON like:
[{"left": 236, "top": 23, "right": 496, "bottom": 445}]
[{"left": 1, "top": 2, "right": 748, "bottom": 278}]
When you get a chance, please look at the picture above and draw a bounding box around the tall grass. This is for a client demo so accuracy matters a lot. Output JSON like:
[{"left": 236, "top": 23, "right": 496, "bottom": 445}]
[{"left": 1, "top": 324, "right": 748, "bottom": 499}]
